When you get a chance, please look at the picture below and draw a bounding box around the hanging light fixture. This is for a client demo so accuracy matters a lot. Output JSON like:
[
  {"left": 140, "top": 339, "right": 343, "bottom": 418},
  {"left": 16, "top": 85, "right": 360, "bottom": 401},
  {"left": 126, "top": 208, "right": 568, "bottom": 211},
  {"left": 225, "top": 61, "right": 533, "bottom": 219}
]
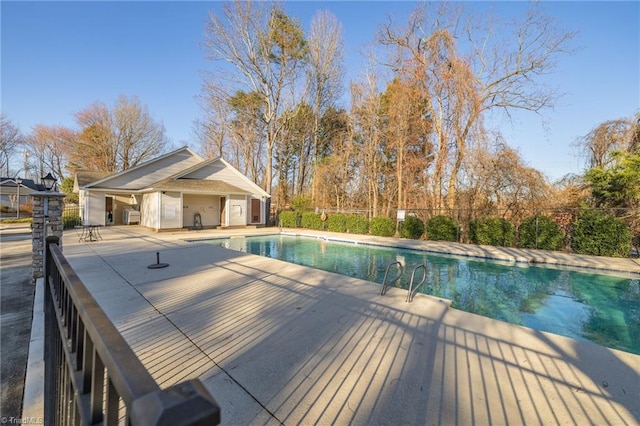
[{"left": 42, "top": 172, "right": 57, "bottom": 192}]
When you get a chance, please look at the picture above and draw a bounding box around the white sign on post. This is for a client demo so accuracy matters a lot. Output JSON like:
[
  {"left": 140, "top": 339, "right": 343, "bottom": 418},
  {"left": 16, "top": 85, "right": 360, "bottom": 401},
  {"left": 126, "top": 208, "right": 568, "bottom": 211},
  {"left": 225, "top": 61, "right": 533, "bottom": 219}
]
[{"left": 397, "top": 209, "right": 406, "bottom": 221}]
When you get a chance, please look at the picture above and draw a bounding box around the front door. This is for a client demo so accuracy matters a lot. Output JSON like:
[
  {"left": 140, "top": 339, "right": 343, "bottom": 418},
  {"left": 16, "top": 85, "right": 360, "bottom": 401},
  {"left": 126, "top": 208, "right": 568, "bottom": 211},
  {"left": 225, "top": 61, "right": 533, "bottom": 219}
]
[
  {"left": 220, "top": 197, "right": 226, "bottom": 226},
  {"left": 105, "top": 196, "right": 114, "bottom": 225},
  {"left": 251, "top": 198, "right": 260, "bottom": 223}
]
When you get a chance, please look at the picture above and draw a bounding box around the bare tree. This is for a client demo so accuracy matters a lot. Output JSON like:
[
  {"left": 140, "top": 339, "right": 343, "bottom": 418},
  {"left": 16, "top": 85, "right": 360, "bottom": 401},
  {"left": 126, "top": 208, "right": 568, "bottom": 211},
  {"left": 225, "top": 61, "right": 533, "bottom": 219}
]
[
  {"left": 227, "top": 90, "right": 266, "bottom": 184},
  {"left": 0, "top": 114, "right": 23, "bottom": 176},
  {"left": 383, "top": 77, "right": 433, "bottom": 212},
  {"left": 113, "top": 95, "right": 168, "bottom": 170},
  {"left": 576, "top": 116, "right": 637, "bottom": 168},
  {"left": 25, "top": 125, "right": 73, "bottom": 180},
  {"left": 275, "top": 102, "right": 314, "bottom": 199},
  {"left": 69, "top": 97, "right": 167, "bottom": 172},
  {"left": 70, "top": 101, "right": 117, "bottom": 172},
  {"left": 379, "top": 2, "right": 574, "bottom": 210},
  {"left": 350, "top": 74, "right": 386, "bottom": 217},
  {"left": 195, "top": 83, "right": 231, "bottom": 160},
  {"left": 203, "top": 1, "right": 307, "bottom": 194},
  {"left": 311, "top": 107, "right": 352, "bottom": 209},
  {"left": 306, "top": 10, "right": 345, "bottom": 199},
  {"left": 463, "top": 136, "right": 551, "bottom": 222}
]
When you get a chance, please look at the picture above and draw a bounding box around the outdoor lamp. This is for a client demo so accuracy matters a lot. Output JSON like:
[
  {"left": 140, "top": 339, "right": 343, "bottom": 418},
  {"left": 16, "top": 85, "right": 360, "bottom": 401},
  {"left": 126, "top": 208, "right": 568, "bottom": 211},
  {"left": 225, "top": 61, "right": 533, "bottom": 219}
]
[{"left": 42, "top": 172, "right": 57, "bottom": 192}]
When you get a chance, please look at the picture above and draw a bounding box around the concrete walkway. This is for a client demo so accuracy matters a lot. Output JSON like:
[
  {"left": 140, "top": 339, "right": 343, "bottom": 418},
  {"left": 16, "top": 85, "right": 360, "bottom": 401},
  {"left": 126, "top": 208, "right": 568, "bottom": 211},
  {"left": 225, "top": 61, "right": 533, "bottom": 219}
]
[{"left": 29, "top": 226, "right": 640, "bottom": 424}]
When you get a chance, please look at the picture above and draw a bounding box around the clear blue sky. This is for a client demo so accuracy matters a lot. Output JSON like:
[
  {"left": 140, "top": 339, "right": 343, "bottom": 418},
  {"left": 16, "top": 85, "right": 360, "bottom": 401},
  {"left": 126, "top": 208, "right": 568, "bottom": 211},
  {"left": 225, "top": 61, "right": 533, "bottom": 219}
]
[{"left": 2, "top": 1, "right": 639, "bottom": 181}]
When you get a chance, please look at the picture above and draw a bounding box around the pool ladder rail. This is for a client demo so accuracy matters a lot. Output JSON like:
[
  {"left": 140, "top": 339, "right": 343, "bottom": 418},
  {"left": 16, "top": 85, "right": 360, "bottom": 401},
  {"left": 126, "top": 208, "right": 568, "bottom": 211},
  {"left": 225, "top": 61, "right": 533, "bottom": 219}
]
[
  {"left": 380, "top": 261, "right": 403, "bottom": 296},
  {"left": 406, "top": 263, "right": 427, "bottom": 303},
  {"left": 380, "top": 261, "right": 428, "bottom": 303}
]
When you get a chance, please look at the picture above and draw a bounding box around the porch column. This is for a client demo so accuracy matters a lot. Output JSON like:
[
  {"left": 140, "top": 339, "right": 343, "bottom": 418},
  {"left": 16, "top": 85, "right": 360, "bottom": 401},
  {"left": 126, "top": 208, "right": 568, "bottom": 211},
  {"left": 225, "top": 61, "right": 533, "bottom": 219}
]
[{"left": 31, "top": 191, "right": 65, "bottom": 283}]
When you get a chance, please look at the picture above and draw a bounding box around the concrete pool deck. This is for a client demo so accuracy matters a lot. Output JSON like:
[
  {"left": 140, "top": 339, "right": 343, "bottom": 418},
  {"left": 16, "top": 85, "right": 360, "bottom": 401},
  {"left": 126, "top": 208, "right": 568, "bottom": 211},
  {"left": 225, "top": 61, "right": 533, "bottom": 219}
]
[{"left": 25, "top": 226, "right": 640, "bottom": 424}]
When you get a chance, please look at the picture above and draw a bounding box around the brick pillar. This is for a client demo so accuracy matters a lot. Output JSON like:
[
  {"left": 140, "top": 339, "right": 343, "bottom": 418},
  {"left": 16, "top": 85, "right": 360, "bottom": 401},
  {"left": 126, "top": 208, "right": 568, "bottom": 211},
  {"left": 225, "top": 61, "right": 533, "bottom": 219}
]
[{"left": 31, "top": 191, "right": 65, "bottom": 283}]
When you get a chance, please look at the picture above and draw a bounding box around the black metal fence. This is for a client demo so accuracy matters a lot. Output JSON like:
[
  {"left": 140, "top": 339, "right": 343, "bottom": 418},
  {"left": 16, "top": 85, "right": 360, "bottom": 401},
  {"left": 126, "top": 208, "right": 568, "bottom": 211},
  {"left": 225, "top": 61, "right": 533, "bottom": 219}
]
[
  {"left": 62, "top": 203, "right": 82, "bottom": 229},
  {"left": 44, "top": 237, "right": 220, "bottom": 425},
  {"left": 402, "top": 207, "right": 639, "bottom": 249}
]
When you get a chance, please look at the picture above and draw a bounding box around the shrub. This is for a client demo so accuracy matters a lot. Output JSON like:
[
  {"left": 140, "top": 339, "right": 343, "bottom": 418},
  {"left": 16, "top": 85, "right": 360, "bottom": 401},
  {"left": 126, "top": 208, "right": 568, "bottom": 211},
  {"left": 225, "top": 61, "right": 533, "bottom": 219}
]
[
  {"left": 347, "top": 215, "right": 369, "bottom": 234},
  {"left": 290, "top": 196, "right": 312, "bottom": 212},
  {"left": 279, "top": 211, "right": 298, "bottom": 228},
  {"left": 63, "top": 215, "right": 82, "bottom": 229},
  {"left": 60, "top": 177, "right": 79, "bottom": 204},
  {"left": 571, "top": 210, "right": 631, "bottom": 257},
  {"left": 632, "top": 233, "right": 640, "bottom": 257},
  {"left": 469, "top": 217, "right": 515, "bottom": 247},
  {"left": 301, "top": 212, "right": 324, "bottom": 230},
  {"left": 20, "top": 203, "right": 33, "bottom": 216},
  {"left": 399, "top": 215, "right": 424, "bottom": 239},
  {"left": 426, "top": 215, "right": 459, "bottom": 241},
  {"left": 370, "top": 216, "right": 395, "bottom": 237},
  {"left": 326, "top": 213, "right": 348, "bottom": 233},
  {"left": 518, "top": 215, "right": 564, "bottom": 251}
]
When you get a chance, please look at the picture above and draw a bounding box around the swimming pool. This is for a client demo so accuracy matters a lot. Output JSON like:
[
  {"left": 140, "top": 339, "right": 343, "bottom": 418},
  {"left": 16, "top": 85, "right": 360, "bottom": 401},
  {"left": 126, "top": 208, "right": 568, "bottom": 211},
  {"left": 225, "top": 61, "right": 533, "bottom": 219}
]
[{"left": 210, "top": 234, "right": 640, "bottom": 355}]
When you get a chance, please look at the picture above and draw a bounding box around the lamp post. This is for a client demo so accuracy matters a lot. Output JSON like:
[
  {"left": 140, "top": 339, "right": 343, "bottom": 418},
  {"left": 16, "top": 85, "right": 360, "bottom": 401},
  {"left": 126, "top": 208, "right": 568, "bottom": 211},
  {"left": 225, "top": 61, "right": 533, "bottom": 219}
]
[
  {"left": 41, "top": 172, "right": 57, "bottom": 224},
  {"left": 31, "top": 172, "right": 62, "bottom": 282},
  {"left": 41, "top": 172, "right": 58, "bottom": 282},
  {"left": 42, "top": 172, "right": 57, "bottom": 192},
  {"left": 15, "top": 177, "right": 22, "bottom": 218}
]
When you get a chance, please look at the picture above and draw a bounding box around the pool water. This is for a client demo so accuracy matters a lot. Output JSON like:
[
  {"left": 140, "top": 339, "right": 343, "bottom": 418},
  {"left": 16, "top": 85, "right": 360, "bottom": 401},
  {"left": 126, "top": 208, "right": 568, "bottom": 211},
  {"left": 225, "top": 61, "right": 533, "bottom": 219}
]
[{"left": 215, "top": 235, "right": 640, "bottom": 355}]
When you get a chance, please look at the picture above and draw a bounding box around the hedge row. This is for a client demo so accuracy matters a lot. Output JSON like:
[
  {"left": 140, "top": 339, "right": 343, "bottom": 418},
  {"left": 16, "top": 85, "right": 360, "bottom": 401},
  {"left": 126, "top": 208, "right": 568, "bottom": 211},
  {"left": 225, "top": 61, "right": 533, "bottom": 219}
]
[
  {"left": 278, "top": 210, "right": 635, "bottom": 257},
  {"left": 278, "top": 212, "right": 371, "bottom": 234}
]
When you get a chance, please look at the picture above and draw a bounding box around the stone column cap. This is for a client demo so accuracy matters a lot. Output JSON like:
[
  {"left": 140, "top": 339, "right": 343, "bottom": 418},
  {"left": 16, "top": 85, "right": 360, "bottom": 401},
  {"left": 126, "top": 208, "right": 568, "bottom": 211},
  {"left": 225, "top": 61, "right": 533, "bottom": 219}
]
[{"left": 30, "top": 191, "right": 66, "bottom": 197}]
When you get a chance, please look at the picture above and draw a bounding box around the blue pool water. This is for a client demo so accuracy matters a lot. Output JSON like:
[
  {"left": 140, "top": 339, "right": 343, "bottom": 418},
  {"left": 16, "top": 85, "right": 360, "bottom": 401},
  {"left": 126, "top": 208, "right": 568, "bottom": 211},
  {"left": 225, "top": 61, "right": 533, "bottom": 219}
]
[{"left": 211, "top": 234, "right": 640, "bottom": 355}]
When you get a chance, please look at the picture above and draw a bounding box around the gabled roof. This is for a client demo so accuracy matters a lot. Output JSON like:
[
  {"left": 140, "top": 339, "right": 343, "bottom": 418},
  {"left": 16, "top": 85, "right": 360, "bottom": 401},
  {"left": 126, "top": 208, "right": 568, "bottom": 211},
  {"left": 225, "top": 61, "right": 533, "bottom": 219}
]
[
  {"left": 74, "top": 171, "right": 110, "bottom": 191},
  {"left": 216, "top": 157, "right": 270, "bottom": 197},
  {"left": 0, "top": 177, "right": 42, "bottom": 191},
  {"left": 75, "top": 148, "right": 271, "bottom": 197},
  {"left": 175, "top": 157, "right": 270, "bottom": 198},
  {"left": 82, "top": 146, "right": 204, "bottom": 191}
]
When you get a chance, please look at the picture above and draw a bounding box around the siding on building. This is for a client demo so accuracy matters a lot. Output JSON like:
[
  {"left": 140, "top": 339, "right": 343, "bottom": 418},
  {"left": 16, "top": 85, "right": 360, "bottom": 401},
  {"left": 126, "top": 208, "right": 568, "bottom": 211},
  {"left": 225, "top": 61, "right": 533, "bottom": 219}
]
[
  {"left": 228, "top": 194, "right": 247, "bottom": 227},
  {"left": 159, "top": 191, "right": 181, "bottom": 229},
  {"left": 183, "top": 194, "right": 220, "bottom": 228},
  {"left": 141, "top": 192, "right": 159, "bottom": 229},
  {"left": 87, "top": 192, "right": 106, "bottom": 225}
]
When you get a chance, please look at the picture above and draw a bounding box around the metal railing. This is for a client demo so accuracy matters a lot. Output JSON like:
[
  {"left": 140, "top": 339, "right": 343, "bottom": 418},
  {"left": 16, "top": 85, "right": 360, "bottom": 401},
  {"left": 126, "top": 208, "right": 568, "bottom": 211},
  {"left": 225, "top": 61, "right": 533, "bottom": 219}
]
[
  {"left": 44, "top": 236, "right": 220, "bottom": 425},
  {"left": 406, "top": 264, "right": 428, "bottom": 303},
  {"left": 380, "top": 261, "right": 403, "bottom": 296}
]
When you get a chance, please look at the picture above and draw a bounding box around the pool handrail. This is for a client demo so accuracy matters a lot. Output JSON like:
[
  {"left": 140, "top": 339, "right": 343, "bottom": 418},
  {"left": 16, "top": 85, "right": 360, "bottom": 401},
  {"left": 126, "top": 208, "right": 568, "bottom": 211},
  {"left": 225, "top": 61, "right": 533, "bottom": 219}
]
[
  {"left": 380, "top": 261, "right": 404, "bottom": 296},
  {"left": 406, "top": 263, "right": 428, "bottom": 303}
]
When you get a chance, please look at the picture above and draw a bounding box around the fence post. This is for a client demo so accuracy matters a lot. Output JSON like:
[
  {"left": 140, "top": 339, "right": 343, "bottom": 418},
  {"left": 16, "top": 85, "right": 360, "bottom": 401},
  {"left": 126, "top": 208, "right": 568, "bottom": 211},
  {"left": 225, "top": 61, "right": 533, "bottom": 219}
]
[
  {"left": 535, "top": 211, "right": 539, "bottom": 250},
  {"left": 130, "top": 380, "right": 221, "bottom": 425},
  {"left": 30, "top": 188, "right": 65, "bottom": 283}
]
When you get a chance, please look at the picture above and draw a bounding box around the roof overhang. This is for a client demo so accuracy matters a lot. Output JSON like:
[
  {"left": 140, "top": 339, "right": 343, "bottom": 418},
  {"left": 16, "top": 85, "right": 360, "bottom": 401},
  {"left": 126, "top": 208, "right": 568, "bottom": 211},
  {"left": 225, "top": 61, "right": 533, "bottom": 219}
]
[
  {"left": 149, "top": 179, "right": 251, "bottom": 194},
  {"left": 80, "top": 179, "right": 254, "bottom": 196}
]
